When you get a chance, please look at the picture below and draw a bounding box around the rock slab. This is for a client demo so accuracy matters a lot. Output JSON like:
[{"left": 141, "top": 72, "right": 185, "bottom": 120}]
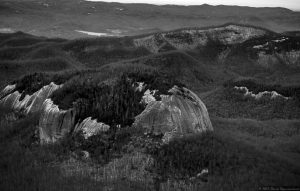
[{"left": 134, "top": 86, "right": 213, "bottom": 142}]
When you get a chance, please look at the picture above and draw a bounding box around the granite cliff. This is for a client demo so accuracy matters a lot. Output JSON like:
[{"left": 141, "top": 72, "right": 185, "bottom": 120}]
[
  {"left": 0, "top": 80, "right": 213, "bottom": 144},
  {"left": 38, "top": 99, "right": 76, "bottom": 143},
  {"left": 0, "top": 82, "right": 62, "bottom": 114},
  {"left": 134, "top": 86, "right": 213, "bottom": 142},
  {"left": 39, "top": 99, "right": 110, "bottom": 143}
]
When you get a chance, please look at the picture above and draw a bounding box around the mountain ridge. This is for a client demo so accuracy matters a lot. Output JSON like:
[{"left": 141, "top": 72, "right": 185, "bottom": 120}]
[
  {"left": 1, "top": 0, "right": 300, "bottom": 38},
  {"left": 1, "top": 23, "right": 299, "bottom": 89},
  {"left": 0, "top": 12, "right": 300, "bottom": 190}
]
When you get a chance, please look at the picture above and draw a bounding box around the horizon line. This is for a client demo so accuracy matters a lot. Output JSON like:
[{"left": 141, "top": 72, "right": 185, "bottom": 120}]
[{"left": 85, "top": 1, "right": 300, "bottom": 11}]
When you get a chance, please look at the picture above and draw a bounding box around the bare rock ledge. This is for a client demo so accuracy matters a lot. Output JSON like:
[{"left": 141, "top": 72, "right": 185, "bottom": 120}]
[{"left": 134, "top": 85, "right": 213, "bottom": 142}]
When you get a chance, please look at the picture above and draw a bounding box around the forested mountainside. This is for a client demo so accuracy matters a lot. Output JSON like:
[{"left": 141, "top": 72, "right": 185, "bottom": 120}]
[
  {"left": 1, "top": 24, "right": 300, "bottom": 89},
  {"left": 1, "top": 23, "right": 300, "bottom": 120},
  {"left": 0, "top": 23, "right": 300, "bottom": 190}
]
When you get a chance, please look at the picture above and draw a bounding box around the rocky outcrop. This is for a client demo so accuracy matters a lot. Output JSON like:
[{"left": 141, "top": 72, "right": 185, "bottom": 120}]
[
  {"left": 134, "top": 25, "right": 267, "bottom": 53},
  {"left": 0, "top": 83, "right": 80, "bottom": 143},
  {"left": 0, "top": 84, "right": 16, "bottom": 99},
  {"left": 74, "top": 117, "right": 110, "bottom": 139},
  {"left": 234, "top": 86, "right": 290, "bottom": 100},
  {"left": 1, "top": 81, "right": 213, "bottom": 144},
  {"left": 0, "top": 82, "right": 62, "bottom": 114},
  {"left": 39, "top": 100, "right": 111, "bottom": 143},
  {"left": 38, "top": 99, "right": 76, "bottom": 143},
  {"left": 134, "top": 86, "right": 213, "bottom": 142},
  {"left": 140, "top": 89, "right": 157, "bottom": 105}
]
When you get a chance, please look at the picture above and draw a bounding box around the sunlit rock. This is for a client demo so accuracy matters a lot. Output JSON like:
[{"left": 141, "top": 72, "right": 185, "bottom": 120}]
[
  {"left": 134, "top": 86, "right": 213, "bottom": 142},
  {"left": 234, "top": 86, "right": 290, "bottom": 100},
  {"left": 38, "top": 99, "right": 76, "bottom": 143},
  {"left": 253, "top": 42, "right": 269, "bottom": 49},
  {"left": 0, "top": 82, "right": 62, "bottom": 114},
  {"left": 39, "top": 101, "right": 110, "bottom": 142},
  {"left": 140, "top": 89, "right": 157, "bottom": 105},
  {"left": 0, "top": 84, "right": 16, "bottom": 99},
  {"left": 272, "top": 37, "right": 288, "bottom": 43},
  {"left": 74, "top": 117, "right": 110, "bottom": 139}
]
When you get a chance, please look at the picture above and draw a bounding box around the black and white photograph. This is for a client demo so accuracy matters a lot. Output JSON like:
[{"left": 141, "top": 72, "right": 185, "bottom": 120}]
[{"left": 0, "top": 0, "right": 300, "bottom": 190}]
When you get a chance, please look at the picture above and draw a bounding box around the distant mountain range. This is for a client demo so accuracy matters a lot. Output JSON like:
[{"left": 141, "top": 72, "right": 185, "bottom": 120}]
[
  {"left": 1, "top": 0, "right": 300, "bottom": 39},
  {"left": 1, "top": 6, "right": 300, "bottom": 189},
  {"left": 1, "top": 23, "right": 299, "bottom": 88},
  {"left": 1, "top": 23, "right": 300, "bottom": 136}
]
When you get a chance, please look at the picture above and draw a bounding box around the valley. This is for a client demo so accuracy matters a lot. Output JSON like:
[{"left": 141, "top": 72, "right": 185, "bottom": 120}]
[{"left": 0, "top": 4, "right": 300, "bottom": 190}]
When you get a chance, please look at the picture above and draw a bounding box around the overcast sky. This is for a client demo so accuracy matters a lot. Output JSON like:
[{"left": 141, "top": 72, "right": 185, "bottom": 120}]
[{"left": 87, "top": 0, "right": 300, "bottom": 10}]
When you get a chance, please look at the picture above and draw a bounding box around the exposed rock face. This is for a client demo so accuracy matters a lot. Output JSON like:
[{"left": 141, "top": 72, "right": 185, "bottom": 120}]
[
  {"left": 134, "top": 25, "right": 267, "bottom": 53},
  {"left": 234, "top": 86, "right": 290, "bottom": 100},
  {"left": 0, "top": 84, "right": 16, "bottom": 99},
  {"left": 140, "top": 89, "right": 157, "bottom": 105},
  {"left": 0, "top": 83, "right": 81, "bottom": 143},
  {"left": 1, "top": 81, "right": 212, "bottom": 144},
  {"left": 74, "top": 117, "right": 110, "bottom": 139},
  {"left": 0, "top": 82, "right": 62, "bottom": 114},
  {"left": 38, "top": 99, "right": 76, "bottom": 143},
  {"left": 39, "top": 100, "right": 110, "bottom": 143},
  {"left": 134, "top": 86, "right": 213, "bottom": 142}
]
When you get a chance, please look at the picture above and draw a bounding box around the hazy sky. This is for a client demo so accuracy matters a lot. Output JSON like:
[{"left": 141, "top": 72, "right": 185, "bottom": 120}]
[{"left": 87, "top": 0, "right": 300, "bottom": 10}]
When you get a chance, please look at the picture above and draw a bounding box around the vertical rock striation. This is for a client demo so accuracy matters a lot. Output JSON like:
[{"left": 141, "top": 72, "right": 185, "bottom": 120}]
[
  {"left": 38, "top": 100, "right": 110, "bottom": 143},
  {"left": 0, "top": 84, "right": 16, "bottom": 99},
  {"left": 38, "top": 99, "right": 76, "bottom": 143},
  {"left": 0, "top": 82, "right": 62, "bottom": 114},
  {"left": 1, "top": 82, "right": 213, "bottom": 144},
  {"left": 74, "top": 117, "right": 110, "bottom": 139},
  {"left": 134, "top": 86, "right": 213, "bottom": 142}
]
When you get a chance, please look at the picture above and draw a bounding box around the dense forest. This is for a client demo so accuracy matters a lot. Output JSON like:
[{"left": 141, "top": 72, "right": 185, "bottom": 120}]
[
  {"left": 1, "top": 23, "right": 300, "bottom": 190},
  {"left": 51, "top": 71, "right": 184, "bottom": 127}
]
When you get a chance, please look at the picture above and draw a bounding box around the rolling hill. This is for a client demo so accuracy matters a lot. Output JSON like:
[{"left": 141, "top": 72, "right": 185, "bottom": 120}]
[
  {"left": 0, "top": 22, "right": 300, "bottom": 190},
  {"left": 1, "top": 0, "right": 300, "bottom": 39},
  {"left": 2, "top": 23, "right": 300, "bottom": 87}
]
